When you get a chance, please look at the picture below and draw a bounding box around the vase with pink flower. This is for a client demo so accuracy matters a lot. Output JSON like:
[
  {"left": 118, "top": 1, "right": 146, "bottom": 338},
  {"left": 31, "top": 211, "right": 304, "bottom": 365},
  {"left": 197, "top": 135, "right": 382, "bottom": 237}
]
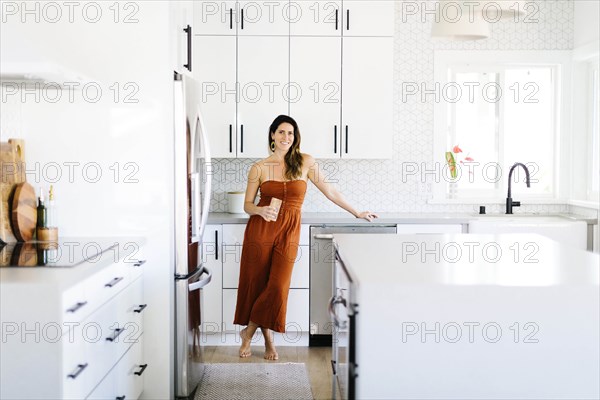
[{"left": 445, "top": 145, "right": 474, "bottom": 199}]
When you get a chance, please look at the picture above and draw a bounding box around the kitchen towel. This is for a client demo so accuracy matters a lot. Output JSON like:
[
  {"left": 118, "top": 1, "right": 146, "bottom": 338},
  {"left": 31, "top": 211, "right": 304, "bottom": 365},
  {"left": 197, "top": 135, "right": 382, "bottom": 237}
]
[{"left": 194, "top": 362, "right": 313, "bottom": 400}]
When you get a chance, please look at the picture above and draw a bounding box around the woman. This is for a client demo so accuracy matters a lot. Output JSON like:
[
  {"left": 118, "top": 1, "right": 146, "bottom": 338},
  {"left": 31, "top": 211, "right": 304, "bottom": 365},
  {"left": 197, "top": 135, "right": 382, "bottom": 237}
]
[{"left": 234, "top": 115, "right": 378, "bottom": 360}]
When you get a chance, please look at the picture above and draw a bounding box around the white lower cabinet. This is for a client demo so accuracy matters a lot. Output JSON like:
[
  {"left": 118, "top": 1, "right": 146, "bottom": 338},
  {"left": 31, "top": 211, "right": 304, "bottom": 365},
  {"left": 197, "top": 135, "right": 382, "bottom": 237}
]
[
  {"left": 0, "top": 247, "right": 147, "bottom": 400},
  {"left": 222, "top": 288, "right": 309, "bottom": 333},
  {"left": 217, "top": 224, "right": 311, "bottom": 333}
]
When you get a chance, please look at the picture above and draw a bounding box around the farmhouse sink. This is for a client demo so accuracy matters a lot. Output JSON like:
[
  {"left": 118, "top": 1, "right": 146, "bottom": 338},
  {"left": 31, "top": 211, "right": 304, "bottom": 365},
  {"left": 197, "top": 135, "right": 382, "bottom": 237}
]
[{"left": 468, "top": 215, "right": 588, "bottom": 250}]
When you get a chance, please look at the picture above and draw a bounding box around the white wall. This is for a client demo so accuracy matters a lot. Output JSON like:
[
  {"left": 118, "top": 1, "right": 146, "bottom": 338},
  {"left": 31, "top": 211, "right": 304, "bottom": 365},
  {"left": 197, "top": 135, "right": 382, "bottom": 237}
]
[
  {"left": 1, "top": 2, "right": 174, "bottom": 398},
  {"left": 574, "top": 0, "right": 600, "bottom": 47}
]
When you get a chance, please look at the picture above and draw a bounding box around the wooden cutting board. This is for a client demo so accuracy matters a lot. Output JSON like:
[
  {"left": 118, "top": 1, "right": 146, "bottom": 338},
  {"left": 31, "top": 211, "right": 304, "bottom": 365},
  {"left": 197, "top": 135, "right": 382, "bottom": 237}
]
[
  {"left": 1, "top": 139, "right": 26, "bottom": 243},
  {"left": 10, "top": 182, "right": 37, "bottom": 242}
]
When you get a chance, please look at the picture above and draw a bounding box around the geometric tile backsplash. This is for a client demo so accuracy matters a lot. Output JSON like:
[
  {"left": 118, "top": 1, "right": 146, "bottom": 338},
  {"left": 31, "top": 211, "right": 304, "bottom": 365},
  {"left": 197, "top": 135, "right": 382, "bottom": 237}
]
[{"left": 211, "top": 1, "right": 587, "bottom": 215}]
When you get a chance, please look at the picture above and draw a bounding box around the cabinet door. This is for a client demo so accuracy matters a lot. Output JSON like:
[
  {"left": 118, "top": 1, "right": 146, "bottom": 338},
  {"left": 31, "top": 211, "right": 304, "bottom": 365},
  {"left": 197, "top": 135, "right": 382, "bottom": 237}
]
[
  {"left": 222, "top": 244, "right": 242, "bottom": 289},
  {"left": 194, "top": 36, "right": 237, "bottom": 158},
  {"left": 342, "top": 0, "right": 394, "bottom": 37},
  {"left": 238, "top": 36, "right": 289, "bottom": 158},
  {"left": 194, "top": 0, "right": 237, "bottom": 35},
  {"left": 289, "top": 0, "right": 341, "bottom": 36},
  {"left": 201, "top": 225, "right": 223, "bottom": 331},
  {"left": 222, "top": 288, "right": 238, "bottom": 332},
  {"left": 173, "top": 1, "right": 194, "bottom": 76},
  {"left": 290, "top": 37, "right": 341, "bottom": 159},
  {"left": 238, "top": 0, "right": 289, "bottom": 36},
  {"left": 341, "top": 36, "right": 393, "bottom": 159},
  {"left": 290, "top": 245, "right": 309, "bottom": 288}
]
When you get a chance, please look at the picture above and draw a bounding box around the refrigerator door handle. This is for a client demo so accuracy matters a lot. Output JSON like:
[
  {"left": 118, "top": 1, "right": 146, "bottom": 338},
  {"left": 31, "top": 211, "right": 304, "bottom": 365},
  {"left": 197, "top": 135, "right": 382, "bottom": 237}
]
[
  {"left": 189, "top": 266, "right": 212, "bottom": 291},
  {"left": 190, "top": 172, "right": 201, "bottom": 243},
  {"left": 195, "top": 105, "right": 212, "bottom": 240}
]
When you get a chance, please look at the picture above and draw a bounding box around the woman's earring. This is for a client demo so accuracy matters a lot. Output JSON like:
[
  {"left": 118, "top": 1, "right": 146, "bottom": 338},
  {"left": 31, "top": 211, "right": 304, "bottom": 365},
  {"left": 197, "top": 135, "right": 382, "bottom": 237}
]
[{"left": 270, "top": 140, "right": 275, "bottom": 151}]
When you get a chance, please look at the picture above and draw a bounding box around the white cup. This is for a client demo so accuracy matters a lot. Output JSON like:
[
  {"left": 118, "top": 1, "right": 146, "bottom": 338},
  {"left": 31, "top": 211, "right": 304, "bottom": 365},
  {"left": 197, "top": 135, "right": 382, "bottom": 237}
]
[{"left": 227, "top": 192, "right": 246, "bottom": 214}]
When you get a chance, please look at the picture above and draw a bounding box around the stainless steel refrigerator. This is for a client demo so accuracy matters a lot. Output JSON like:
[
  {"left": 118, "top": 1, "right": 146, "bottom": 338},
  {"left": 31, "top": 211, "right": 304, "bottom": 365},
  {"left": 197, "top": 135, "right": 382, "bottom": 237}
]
[{"left": 173, "top": 72, "right": 212, "bottom": 399}]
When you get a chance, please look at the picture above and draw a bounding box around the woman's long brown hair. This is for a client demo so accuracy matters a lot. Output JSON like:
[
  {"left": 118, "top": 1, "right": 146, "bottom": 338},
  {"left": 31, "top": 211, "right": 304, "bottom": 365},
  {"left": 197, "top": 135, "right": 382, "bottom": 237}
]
[{"left": 268, "top": 115, "right": 303, "bottom": 180}]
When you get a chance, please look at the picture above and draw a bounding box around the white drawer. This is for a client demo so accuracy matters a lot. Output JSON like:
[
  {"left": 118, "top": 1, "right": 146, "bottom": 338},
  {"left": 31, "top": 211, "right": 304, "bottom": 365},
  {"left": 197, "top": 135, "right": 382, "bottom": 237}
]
[
  {"left": 62, "top": 329, "right": 92, "bottom": 400},
  {"left": 121, "top": 277, "right": 145, "bottom": 344},
  {"left": 62, "top": 281, "right": 89, "bottom": 326},
  {"left": 117, "top": 334, "right": 145, "bottom": 400}
]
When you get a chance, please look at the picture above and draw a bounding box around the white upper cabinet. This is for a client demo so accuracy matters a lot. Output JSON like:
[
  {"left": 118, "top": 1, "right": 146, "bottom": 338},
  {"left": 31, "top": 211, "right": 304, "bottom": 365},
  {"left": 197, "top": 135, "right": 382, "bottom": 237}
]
[
  {"left": 193, "top": 36, "right": 237, "bottom": 158},
  {"left": 290, "top": 36, "right": 342, "bottom": 158},
  {"left": 289, "top": 0, "right": 342, "bottom": 36},
  {"left": 341, "top": 36, "right": 393, "bottom": 159},
  {"left": 237, "top": 0, "right": 290, "bottom": 36},
  {"left": 194, "top": 1, "right": 237, "bottom": 35},
  {"left": 237, "top": 36, "right": 290, "bottom": 158},
  {"left": 172, "top": 1, "right": 195, "bottom": 75},
  {"left": 341, "top": 0, "right": 394, "bottom": 37},
  {"left": 194, "top": 1, "right": 289, "bottom": 36}
]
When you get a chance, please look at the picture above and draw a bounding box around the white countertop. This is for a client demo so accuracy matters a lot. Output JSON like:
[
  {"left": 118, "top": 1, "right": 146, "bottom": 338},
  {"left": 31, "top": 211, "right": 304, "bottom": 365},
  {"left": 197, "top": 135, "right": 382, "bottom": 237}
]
[
  {"left": 334, "top": 233, "right": 599, "bottom": 287},
  {"left": 0, "top": 237, "right": 145, "bottom": 289},
  {"left": 208, "top": 212, "right": 597, "bottom": 225}
]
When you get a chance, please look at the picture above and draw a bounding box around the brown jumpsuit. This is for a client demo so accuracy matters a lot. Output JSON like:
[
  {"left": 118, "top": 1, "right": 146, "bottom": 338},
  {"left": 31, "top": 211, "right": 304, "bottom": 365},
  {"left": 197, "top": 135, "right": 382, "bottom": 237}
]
[{"left": 233, "top": 179, "right": 307, "bottom": 333}]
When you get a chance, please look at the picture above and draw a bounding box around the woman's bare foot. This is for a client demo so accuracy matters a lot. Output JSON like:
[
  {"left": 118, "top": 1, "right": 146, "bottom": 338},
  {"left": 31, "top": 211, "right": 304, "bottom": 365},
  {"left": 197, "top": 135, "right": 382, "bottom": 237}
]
[
  {"left": 239, "top": 328, "right": 252, "bottom": 358},
  {"left": 264, "top": 342, "right": 279, "bottom": 360},
  {"left": 261, "top": 328, "right": 278, "bottom": 360}
]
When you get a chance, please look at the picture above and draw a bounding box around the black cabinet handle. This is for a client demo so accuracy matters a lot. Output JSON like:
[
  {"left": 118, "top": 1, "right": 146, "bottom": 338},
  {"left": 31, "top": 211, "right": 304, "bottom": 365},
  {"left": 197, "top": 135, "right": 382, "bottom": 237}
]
[
  {"left": 106, "top": 328, "right": 124, "bottom": 342},
  {"left": 116, "top": 396, "right": 126, "bottom": 400},
  {"left": 335, "top": 9, "right": 338, "bottom": 30},
  {"left": 241, "top": 8, "right": 244, "bottom": 29},
  {"left": 334, "top": 126, "right": 337, "bottom": 153},
  {"left": 105, "top": 276, "right": 124, "bottom": 288},
  {"left": 134, "top": 364, "right": 148, "bottom": 376},
  {"left": 183, "top": 25, "right": 192, "bottom": 72},
  {"left": 229, "top": 8, "right": 233, "bottom": 30},
  {"left": 240, "top": 125, "right": 244, "bottom": 153},
  {"left": 346, "top": 9, "right": 349, "bottom": 30},
  {"left": 67, "top": 363, "right": 88, "bottom": 379},
  {"left": 67, "top": 301, "right": 87, "bottom": 314},
  {"left": 229, "top": 124, "right": 233, "bottom": 153},
  {"left": 133, "top": 259, "right": 146, "bottom": 267},
  {"left": 345, "top": 125, "right": 348, "bottom": 153},
  {"left": 215, "top": 230, "right": 219, "bottom": 260},
  {"left": 134, "top": 304, "right": 147, "bottom": 313}
]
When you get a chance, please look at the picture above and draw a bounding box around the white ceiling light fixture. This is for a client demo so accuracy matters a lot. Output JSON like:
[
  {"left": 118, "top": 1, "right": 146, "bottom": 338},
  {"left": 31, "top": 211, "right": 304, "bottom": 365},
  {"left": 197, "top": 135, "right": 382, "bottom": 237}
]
[{"left": 431, "top": 0, "right": 490, "bottom": 41}]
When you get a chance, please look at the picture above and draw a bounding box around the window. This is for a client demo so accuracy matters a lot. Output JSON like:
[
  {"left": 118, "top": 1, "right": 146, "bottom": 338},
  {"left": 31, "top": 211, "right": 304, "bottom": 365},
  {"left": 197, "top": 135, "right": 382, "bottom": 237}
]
[
  {"left": 434, "top": 51, "right": 570, "bottom": 201},
  {"left": 589, "top": 60, "right": 599, "bottom": 200}
]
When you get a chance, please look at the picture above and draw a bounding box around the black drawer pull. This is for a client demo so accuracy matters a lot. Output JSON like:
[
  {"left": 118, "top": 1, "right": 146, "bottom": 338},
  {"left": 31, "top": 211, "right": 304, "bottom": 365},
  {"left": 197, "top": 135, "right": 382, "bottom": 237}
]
[
  {"left": 346, "top": 9, "right": 349, "bottom": 30},
  {"left": 334, "top": 126, "right": 337, "bottom": 153},
  {"left": 241, "top": 8, "right": 244, "bottom": 29},
  {"left": 134, "top": 304, "right": 147, "bottom": 313},
  {"left": 335, "top": 9, "right": 338, "bottom": 30},
  {"left": 229, "top": 8, "right": 233, "bottom": 29},
  {"left": 106, "top": 328, "right": 124, "bottom": 342},
  {"left": 116, "top": 396, "right": 126, "bottom": 400},
  {"left": 133, "top": 260, "right": 146, "bottom": 267},
  {"left": 105, "top": 276, "right": 124, "bottom": 288},
  {"left": 67, "top": 363, "right": 88, "bottom": 379},
  {"left": 215, "top": 230, "right": 219, "bottom": 260},
  {"left": 240, "top": 124, "right": 244, "bottom": 153},
  {"left": 134, "top": 364, "right": 148, "bottom": 376},
  {"left": 345, "top": 125, "right": 348, "bottom": 154},
  {"left": 67, "top": 301, "right": 87, "bottom": 313}
]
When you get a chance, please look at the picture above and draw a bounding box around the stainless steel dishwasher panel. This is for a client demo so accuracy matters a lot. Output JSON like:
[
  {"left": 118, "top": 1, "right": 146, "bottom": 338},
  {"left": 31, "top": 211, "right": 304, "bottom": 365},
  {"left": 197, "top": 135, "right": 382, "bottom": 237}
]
[{"left": 309, "top": 225, "right": 396, "bottom": 346}]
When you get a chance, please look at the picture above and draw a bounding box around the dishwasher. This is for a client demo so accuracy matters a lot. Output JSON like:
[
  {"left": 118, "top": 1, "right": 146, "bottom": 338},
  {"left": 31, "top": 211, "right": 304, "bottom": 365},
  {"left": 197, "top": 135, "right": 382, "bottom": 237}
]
[{"left": 309, "top": 224, "right": 397, "bottom": 346}]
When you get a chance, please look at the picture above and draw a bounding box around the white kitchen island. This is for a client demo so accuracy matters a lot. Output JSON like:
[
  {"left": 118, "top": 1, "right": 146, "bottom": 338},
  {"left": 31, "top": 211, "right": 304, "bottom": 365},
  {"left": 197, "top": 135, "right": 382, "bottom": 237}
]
[{"left": 332, "top": 233, "right": 599, "bottom": 400}]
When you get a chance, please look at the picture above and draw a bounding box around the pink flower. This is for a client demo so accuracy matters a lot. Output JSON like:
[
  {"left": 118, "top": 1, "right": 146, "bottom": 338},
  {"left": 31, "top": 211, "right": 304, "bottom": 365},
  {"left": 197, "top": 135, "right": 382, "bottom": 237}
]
[
  {"left": 452, "top": 145, "right": 463, "bottom": 154},
  {"left": 464, "top": 156, "right": 474, "bottom": 162}
]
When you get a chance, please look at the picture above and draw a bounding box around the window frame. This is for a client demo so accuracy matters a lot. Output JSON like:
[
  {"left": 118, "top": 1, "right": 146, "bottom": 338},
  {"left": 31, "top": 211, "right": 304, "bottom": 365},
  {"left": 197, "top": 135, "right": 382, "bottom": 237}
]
[{"left": 433, "top": 50, "right": 572, "bottom": 203}]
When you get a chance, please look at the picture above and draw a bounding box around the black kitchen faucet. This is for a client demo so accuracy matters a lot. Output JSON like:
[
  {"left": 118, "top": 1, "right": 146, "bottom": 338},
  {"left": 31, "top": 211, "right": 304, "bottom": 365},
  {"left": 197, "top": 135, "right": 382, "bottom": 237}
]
[{"left": 506, "top": 163, "right": 531, "bottom": 214}]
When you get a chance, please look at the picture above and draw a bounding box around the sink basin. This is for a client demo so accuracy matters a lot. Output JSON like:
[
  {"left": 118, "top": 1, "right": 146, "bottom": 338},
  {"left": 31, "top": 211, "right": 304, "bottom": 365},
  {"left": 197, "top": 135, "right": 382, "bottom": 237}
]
[{"left": 468, "top": 215, "right": 587, "bottom": 250}]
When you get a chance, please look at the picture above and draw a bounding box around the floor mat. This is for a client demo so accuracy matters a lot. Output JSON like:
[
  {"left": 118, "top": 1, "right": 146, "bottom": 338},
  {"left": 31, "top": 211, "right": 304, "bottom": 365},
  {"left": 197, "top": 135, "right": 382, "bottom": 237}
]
[{"left": 194, "top": 363, "right": 314, "bottom": 400}]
